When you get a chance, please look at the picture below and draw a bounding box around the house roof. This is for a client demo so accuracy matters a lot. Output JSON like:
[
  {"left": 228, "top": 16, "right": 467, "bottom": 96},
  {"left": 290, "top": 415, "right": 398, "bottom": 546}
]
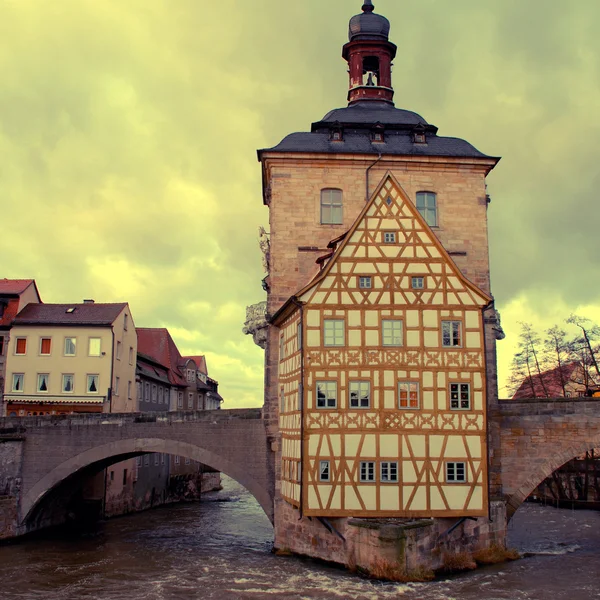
[
  {"left": 0, "top": 279, "right": 37, "bottom": 295},
  {"left": 13, "top": 303, "right": 127, "bottom": 326},
  {"left": 136, "top": 328, "right": 188, "bottom": 387},
  {"left": 0, "top": 279, "right": 41, "bottom": 328},
  {"left": 512, "top": 362, "right": 586, "bottom": 399},
  {"left": 136, "top": 353, "right": 172, "bottom": 386},
  {"left": 182, "top": 355, "right": 208, "bottom": 375}
]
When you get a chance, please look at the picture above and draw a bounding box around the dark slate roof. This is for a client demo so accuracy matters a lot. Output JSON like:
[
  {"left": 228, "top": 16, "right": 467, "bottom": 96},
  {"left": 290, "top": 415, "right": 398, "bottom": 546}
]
[
  {"left": 259, "top": 102, "right": 497, "bottom": 161},
  {"left": 13, "top": 303, "right": 127, "bottom": 326}
]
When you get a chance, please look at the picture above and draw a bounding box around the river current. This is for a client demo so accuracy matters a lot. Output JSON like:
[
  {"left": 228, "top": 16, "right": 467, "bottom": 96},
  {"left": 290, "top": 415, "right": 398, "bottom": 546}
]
[{"left": 1, "top": 477, "right": 599, "bottom": 600}]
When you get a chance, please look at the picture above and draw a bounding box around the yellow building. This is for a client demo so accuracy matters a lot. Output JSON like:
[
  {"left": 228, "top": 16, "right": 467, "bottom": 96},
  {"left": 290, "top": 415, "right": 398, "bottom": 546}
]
[
  {"left": 273, "top": 174, "right": 491, "bottom": 517},
  {"left": 3, "top": 301, "right": 137, "bottom": 416}
]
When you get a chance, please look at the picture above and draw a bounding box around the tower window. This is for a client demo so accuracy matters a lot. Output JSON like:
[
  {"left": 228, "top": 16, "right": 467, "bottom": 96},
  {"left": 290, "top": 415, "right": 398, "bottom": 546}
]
[
  {"left": 416, "top": 192, "right": 437, "bottom": 227},
  {"left": 362, "top": 56, "right": 380, "bottom": 86},
  {"left": 320, "top": 189, "right": 343, "bottom": 225}
]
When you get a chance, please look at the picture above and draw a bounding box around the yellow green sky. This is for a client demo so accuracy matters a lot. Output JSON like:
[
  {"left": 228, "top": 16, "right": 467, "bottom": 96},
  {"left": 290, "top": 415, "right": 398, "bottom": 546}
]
[{"left": 2, "top": 0, "right": 599, "bottom": 405}]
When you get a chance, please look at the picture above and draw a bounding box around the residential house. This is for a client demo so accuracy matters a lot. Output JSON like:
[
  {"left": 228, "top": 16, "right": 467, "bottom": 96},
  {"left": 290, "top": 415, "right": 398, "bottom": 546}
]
[
  {"left": 0, "top": 279, "right": 41, "bottom": 412},
  {"left": 512, "top": 362, "right": 598, "bottom": 399}
]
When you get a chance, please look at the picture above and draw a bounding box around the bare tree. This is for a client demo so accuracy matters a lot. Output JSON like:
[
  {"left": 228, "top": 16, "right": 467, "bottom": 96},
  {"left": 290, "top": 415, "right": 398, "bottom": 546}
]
[
  {"left": 567, "top": 314, "right": 600, "bottom": 380},
  {"left": 519, "top": 322, "right": 550, "bottom": 397},
  {"left": 543, "top": 325, "right": 571, "bottom": 397}
]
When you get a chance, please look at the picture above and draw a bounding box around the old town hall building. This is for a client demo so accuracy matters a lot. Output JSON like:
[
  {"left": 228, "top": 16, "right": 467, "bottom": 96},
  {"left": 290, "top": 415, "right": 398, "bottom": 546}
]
[{"left": 255, "top": 0, "right": 502, "bottom": 548}]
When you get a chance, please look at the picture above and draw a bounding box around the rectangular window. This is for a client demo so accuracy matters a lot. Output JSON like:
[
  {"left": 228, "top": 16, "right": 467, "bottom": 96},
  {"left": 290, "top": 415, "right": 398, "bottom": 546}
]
[
  {"left": 152, "top": 385, "right": 157, "bottom": 403},
  {"left": 381, "top": 461, "right": 398, "bottom": 482},
  {"left": 0, "top": 336, "right": 4, "bottom": 356},
  {"left": 175, "top": 455, "right": 180, "bottom": 465},
  {"left": 114, "top": 377, "right": 120, "bottom": 395},
  {"left": 144, "top": 382, "right": 150, "bottom": 402},
  {"left": 136, "top": 382, "right": 141, "bottom": 401},
  {"left": 62, "top": 374, "right": 74, "bottom": 393},
  {"left": 279, "top": 334, "right": 285, "bottom": 361},
  {"left": 416, "top": 192, "right": 438, "bottom": 227},
  {"left": 178, "top": 392, "right": 183, "bottom": 408},
  {"left": 319, "top": 460, "right": 330, "bottom": 482},
  {"left": 446, "top": 462, "right": 467, "bottom": 483},
  {"left": 37, "top": 373, "right": 49, "bottom": 392},
  {"left": 358, "top": 276, "right": 372, "bottom": 289},
  {"left": 164, "top": 390, "right": 170, "bottom": 407},
  {"left": 316, "top": 381, "right": 337, "bottom": 409},
  {"left": 136, "top": 456, "right": 142, "bottom": 467},
  {"left": 411, "top": 277, "right": 425, "bottom": 289},
  {"left": 188, "top": 393, "right": 193, "bottom": 409},
  {"left": 450, "top": 383, "right": 471, "bottom": 410},
  {"left": 280, "top": 387, "right": 285, "bottom": 413},
  {"left": 15, "top": 337, "right": 27, "bottom": 355},
  {"left": 124, "top": 313, "right": 128, "bottom": 331},
  {"left": 116, "top": 341, "right": 122, "bottom": 360},
  {"left": 398, "top": 382, "right": 419, "bottom": 409},
  {"left": 87, "top": 374, "right": 99, "bottom": 393},
  {"left": 144, "top": 454, "right": 150, "bottom": 466},
  {"left": 382, "top": 320, "right": 403, "bottom": 346},
  {"left": 40, "top": 338, "right": 52, "bottom": 355},
  {"left": 158, "top": 387, "right": 163, "bottom": 404},
  {"left": 360, "top": 461, "right": 375, "bottom": 482},
  {"left": 123, "top": 469, "right": 128, "bottom": 485},
  {"left": 88, "top": 337, "right": 101, "bottom": 356},
  {"left": 64, "top": 337, "right": 76, "bottom": 356},
  {"left": 161, "top": 454, "right": 165, "bottom": 466},
  {"left": 129, "top": 347, "right": 134, "bottom": 365},
  {"left": 349, "top": 381, "right": 370, "bottom": 409},
  {"left": 320, "top": 189, "right": 343, "bottom": 225},
  {"left": 324, "top": 319, "right": 344, "bottom": 346},
  {"left": 442, "top": 321, "right": 462, "bottom": 347},
  {"left": 12, "top": 373, "right": 24, "bottom": 392},
  {"left": 128, "top": 381, "right": 132, "bottom": 399},
  {"left": 383, "top": 231, "right": 396, "bottom": 244},
  {"left": 155, "top": 454, "right": 160, "bottom": 466},
  {"left": 185, "top": 457, "right": 190, "bottom": 465}
]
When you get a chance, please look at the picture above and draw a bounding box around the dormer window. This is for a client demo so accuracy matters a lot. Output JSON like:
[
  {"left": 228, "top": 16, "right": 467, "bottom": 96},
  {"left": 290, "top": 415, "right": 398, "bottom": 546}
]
[
  {"left": 371, "top": 123, "right": 385, "bottom": 143},
  {"left": 413, "top": 123, "right": 427, "bottom": 144},
  {"left": 329, "top": 122, "right": 344, "bottom": 142}
]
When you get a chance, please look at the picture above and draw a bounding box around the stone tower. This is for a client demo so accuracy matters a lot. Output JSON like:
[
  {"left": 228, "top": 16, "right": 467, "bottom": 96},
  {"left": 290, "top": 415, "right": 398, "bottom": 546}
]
[{"left": 252, "top": 1, "right": 505, "bottom": 570}]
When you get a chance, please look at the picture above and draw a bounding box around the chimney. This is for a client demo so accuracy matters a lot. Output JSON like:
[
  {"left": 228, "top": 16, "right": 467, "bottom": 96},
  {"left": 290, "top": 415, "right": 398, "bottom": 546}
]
[{"left": 83, "top": 299, "right": 95, "bottom": 304}]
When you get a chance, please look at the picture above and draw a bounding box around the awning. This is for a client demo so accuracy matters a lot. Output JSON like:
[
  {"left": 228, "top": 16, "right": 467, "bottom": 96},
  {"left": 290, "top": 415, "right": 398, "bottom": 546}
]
[{"left": 4, "top": 395, "right": 105, "bottom": 405}]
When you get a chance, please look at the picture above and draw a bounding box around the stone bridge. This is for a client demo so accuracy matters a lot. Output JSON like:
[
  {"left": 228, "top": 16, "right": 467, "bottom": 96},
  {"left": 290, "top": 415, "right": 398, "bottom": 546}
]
[
  {"left": 490, "top": 397, "right": 600, "bottom": 519},
  {"left": 0, "top": 409, "right": 275, "bottom": 537}
]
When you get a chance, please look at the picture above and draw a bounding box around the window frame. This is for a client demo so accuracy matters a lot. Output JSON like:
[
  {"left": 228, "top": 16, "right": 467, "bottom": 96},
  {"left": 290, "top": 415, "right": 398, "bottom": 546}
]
[
  {"left": 449, "top": 382, "right": 471, "bottom": 410},
  {"left": 64, "top": 337, "right": 77, "bottom": 356},
  {"left": 382, "top": 319, "right": 404, "bottom": 347},
  {"left": 87, "top": 374, "right": 99, "bottom": 394},
  {"left": 383, "top": 231, "right": 397, "bottom": 244},
  {"left": 398, "top": 381, "right": 420, "bottom": 410},
  {"left": 358, "top": 276, "right": 372, "bottom": 289},
  {"left": 441, "top": 320, "right": 462, "bottom": 348},
  {"left": 349, "top": 381, "right": 371, "bottom": 409},
  {"left": 360, "top": 461, "right": 376, "bottom": 482},
  {"left": 37, "top": 373, "right": 49, "bottom": 393},
  {"left": 39, "top": 337, "right": 52, "bottom": 356},
  {"left": 319, "top": 460, "right": 331, "bottom": 482},
  {"left": 416, "top": 191, "right": 438, "bottom": 227},
  {"left": 62, "top": 374, "right": 74, "bottom": 394},
  {"left": 320, "top": 188, "right": 343, "bottom": 225},
  {"left": 446, "top": 461, "right": 467, "bottom": 483},
  {"left": 279, "top": 333, "right": 285, "bottom": 361},
  {"left": 411, "top": 276, "right": 425, "bottom": 290},
  {"left": 12, "top": 373, "right": 24, "bottom": 393},
  {"left": 316, "top": 381, "right": 337, "bottom": 409},
  {"left": 380, "top": 461, "right": 399, "bottom": 483},
  {"left": 323, "top": 319, "right": 345, "bottom": 347},
  {"left": 15, "top": 337, "right": 27, "bottom": 355},
  {"left": 280, "top": 387, "right": 285, "bottom": 413},
  {"left": 88, "top": 337, "right": 101, "bottom": 357}
]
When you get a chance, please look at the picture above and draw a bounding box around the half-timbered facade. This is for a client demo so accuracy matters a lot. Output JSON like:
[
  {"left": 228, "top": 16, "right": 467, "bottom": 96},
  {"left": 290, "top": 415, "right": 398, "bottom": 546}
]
[{"left": 274, "top": 173, "right": 491, "bottom": 517}]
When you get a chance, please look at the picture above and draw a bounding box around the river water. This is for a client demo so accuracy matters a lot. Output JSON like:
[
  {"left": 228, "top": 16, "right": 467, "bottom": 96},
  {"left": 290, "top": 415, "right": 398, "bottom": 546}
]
[{"left": 1, "top": 477, "right": 599, "bottom": 600}]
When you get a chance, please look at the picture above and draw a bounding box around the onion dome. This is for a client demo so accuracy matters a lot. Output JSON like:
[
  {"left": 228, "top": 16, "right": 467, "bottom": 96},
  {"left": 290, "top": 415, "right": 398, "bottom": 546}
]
[{"left": 349, "top": 1, "right": 390, "bottom": 41}]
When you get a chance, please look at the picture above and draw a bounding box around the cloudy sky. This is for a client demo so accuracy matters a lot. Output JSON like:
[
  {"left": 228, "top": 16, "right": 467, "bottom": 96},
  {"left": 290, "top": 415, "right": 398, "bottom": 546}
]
[{"left": 2, "top": 0, "right": 599, "bottom": 405}]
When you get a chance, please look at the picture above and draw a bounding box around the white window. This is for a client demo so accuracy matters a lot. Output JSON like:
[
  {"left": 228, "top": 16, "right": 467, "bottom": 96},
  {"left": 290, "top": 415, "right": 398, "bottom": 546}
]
[
  {"left": 316, "top": 381, "right": 337, "bottom": 409},
  {"left": 416, "top": 192, "right": 437, "bottom": 227},
  {"left": 87, "top": 374, "right": 99, "bottom": 393},
  {"left": 381, "top": 462, "right": 398, "bottom": 482},
  {"left": 88, "top": 338, "right": 101, "bottom": 356},
  {"left": 12, "top": 374, "right": 24, "bottom": 392},
  {"left": 129, "top": 347, "right": 134, "bottom": 365},
  {"left": 324, "top": 319, "right": 344, "bottom": 346},
  {"left": 175, "top": 455, "right": 180, "bottom": 465},
  {"left": 116, "top": 341, "right": 122, "bottom": 360},
  {"left": 37, "top": 373, "right": 49, "bottom": 392},
  {"left": 144, "top": 382, "right": 150, "bottom": 401},
  {"left": 114, "top": 377, "right": 120, "bottom": 395},
  {"left": 152, "top": 385, "right": 157, "bottom": 403},
  {"left": 382, "top": 320, "right": 403, "bottom": 346},
  {"left": 158, "top": 387, "right": 163, "bottom": 404},
  {"left": 360, "top": 461, "right": 375, "bottom": 482},
  {"left": 398, "top": 382, "right": 419, "bottom": 409},
  {"left": 136, "top": 382, "right": 141, "bottom": 401},
  {"left": 320, "top": 189, "right": 343, "bottom": 225},
  {"left": 15, "top": 337, "right": 27, "bottom": 355},
  {"left": 358, "top": 276, "right": 372, "bottom": 289},
  {"left": 319, "top": 460, "right": 330, "bottom": 482},
  {"left": 349, "top": 381, "right": 370, "bottom": 409},
  {"left": 64, "top": 337, "right": 76, "bottom": 356},
  {"left": 446, "top": 462, "right": 467, "bottom": 483},
  {"left": 62, "top": 374, "right": 74, "bottom": 393},
  {"left": 39, "top": 337, "right": 52, "bottom": 355},
  {"left": 411, "top": 277, "right": 425, "bottom": 289},
  {"left": 442, "top": 321, "right": 462, "bottom": 347},
  {"left": 178, "top": 392, "right": 183, "bottom": 408},
  {"left": 164, "top": 390, "right": 170, "bottom": 407},
  {"left": 128, "top": 381, "right": 132, "bottom": 399},
  {"left": 450, "top": 383, "right": 471, "bottom": 410},
  {"left": 383, "top": 231, "right": 396, "bottom": 244},
  {"left": 188, "top": 393, "right": 193, "bottom": 408}
]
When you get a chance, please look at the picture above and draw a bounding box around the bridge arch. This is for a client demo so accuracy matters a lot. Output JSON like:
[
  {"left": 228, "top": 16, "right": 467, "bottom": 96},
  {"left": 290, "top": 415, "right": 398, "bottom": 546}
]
[
  {"left": 505, "top": 435, "right": 600, "bottom": 520},
  {"left": 21, "top": 437, "right": 274, "bottom": 526}
]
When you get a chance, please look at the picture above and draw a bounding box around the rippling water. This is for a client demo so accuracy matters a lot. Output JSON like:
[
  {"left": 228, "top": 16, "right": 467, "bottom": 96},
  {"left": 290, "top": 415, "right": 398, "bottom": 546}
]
[{"left": 1, "top": 477, "right": 600, "bottom": 600}]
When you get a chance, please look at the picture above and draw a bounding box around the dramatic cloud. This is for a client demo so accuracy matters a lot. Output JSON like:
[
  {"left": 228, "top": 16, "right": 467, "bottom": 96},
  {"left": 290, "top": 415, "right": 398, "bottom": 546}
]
[{"left": 1, "top": 0, "right": 598, "bottom": 403}]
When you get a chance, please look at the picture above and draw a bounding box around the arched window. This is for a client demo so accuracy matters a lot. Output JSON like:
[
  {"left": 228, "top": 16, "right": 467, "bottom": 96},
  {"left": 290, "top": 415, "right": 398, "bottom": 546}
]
[
  {"left": 416, "top": 192, "right": 437, "bottom": 227},
  {"left": 321, "top": 189, "right": 343, "bottom": 225}
]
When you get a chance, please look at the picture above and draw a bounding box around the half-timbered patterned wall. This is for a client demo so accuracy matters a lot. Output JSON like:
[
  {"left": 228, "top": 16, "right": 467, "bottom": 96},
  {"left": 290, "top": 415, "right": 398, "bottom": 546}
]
[{"left": 277, "top": 174, "right": 491, "bottom": 518}]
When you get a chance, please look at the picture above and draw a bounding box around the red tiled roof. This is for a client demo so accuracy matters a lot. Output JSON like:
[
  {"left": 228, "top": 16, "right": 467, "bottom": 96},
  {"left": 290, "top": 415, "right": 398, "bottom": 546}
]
[
  {"left": 182, "top": 355, "right": 208, "bottom": 375},
  {"left": 0, "top": 299, "right": 20, "bottom": 328},
  {"left": 137, "top": 328, "right": 187, "bottom": 387},
  {"left": 512, "top": 362, "right": 584, "bottom": 399},
  {"left": 0, "top": 279, "right": 36, "bottom": 295},
  {"left": 13, "top": 303, "right": 127, "bottom": 326}
]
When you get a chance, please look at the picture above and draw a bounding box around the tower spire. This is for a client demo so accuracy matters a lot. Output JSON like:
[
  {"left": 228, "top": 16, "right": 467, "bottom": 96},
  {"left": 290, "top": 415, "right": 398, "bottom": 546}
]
[{"left": 362, "top": 0, "right": 375, "bottom": 13}]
